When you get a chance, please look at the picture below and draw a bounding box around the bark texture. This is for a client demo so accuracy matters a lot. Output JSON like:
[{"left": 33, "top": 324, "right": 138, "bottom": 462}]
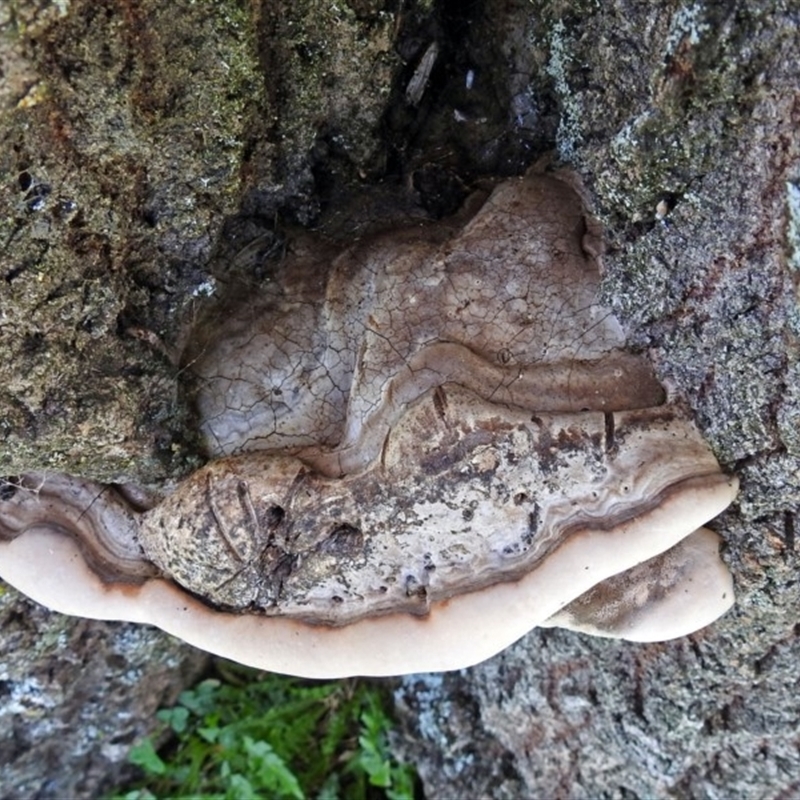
[
  {"left": 1, "top": 0, "right": 798, "bottom": 797},
  {"left": 0, "top": 588, "right": 208, "bottom": 799}
]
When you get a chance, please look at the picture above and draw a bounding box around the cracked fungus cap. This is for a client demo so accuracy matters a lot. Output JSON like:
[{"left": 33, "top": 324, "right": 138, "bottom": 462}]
[{"left": 0, "top": 473, "right": 737, "bottom": 677}]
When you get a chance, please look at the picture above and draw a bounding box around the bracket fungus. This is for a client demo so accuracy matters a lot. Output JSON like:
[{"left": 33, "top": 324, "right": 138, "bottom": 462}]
[{"left": 0, "top": 170, "right": 738, "bottom": 678}]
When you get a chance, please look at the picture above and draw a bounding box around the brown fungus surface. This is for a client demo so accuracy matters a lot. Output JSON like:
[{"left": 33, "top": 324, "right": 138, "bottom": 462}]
[
  {"left": 0, "top": 170, "right": 739, "bottom": 677},
  {"left": 138, "top": 389, "right": 735, "bottom": 625},
  {"left": 189, "top": 171, "right": 666, "bottom": 476}
]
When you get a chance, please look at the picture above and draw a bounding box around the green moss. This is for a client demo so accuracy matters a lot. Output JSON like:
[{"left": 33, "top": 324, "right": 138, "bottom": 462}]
[
  {"left": 0, "top": 0, "right": 263, "bottom": 484},
  {"left": 263, "top": 0, "right": 399, "bottom": 176}
]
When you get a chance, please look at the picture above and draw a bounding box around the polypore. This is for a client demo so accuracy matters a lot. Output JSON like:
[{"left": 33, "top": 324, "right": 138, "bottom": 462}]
[
  {"left": 0, "top": 169, "right": 738, "bottom": 677},
  {"left": 541, "top": 527, "right": 735, "bottom": 641}
]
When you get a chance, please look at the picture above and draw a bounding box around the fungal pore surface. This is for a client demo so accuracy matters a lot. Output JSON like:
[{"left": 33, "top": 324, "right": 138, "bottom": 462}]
[{"left": 0, "top": 169, "right": 738, "bottom": 677}]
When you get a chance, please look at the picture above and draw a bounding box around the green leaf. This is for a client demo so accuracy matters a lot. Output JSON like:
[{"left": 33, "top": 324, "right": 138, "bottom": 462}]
[
  {"left": 225, "top": 773, "right": 257, "bottom": 800},
  {"left": 386, "top": 766, "right": 416, "bottom": 800},
  {"left": 316, "top": 772, "right": 341, "bottom": 800},
  {"left": 179, "top": 679, "right": 221, "bottom": 715},
  {"left": 367, "top": 761, "right": 392, "bottom": 789},
  {"left": 157, "top": 706, "right": 190, "bottom": 734},
  {"left": 198, "top": 725, "right": 220, "bottom": 743},
  {"left": 242, "top": 737, "right": 305, "bottom": 799},
  {"left": 128, "top": 739, "right": 167, "bottom": 776}
]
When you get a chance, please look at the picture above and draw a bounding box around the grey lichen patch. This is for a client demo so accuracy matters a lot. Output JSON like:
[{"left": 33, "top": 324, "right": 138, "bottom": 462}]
[
  {"left": 0, "top": 581, "right": 208, "bottom": 799},
  {"left": 786, "top": 181, "right": 800, "bottom": 273},
  {"left": 536, "top": 3, "right": 774, "bottom": 224},
  {"left": 600, "top": 186, "right": 793, "bottom": 490},
  {"left": 545, "top": 19, "right": 582, "bottom": 163},
  {"left": 664, "top": 2, "right": 710, "bottom": 54}
]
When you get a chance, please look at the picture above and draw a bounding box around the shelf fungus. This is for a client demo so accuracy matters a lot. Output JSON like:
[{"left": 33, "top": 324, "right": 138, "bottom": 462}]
[{"left": 0, "top": 170, "right": 738, "bottom": 678}]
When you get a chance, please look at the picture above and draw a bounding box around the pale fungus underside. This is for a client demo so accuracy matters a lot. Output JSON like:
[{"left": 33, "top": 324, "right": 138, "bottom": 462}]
[{"left": 0, "top": 170, "right": 738, "bottom": 677}]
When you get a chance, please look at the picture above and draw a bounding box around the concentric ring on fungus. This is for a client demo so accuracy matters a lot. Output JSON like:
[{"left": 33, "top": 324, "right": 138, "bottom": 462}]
[{"left": 0, "top": 168, "right": 738, "bottom": 677}]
